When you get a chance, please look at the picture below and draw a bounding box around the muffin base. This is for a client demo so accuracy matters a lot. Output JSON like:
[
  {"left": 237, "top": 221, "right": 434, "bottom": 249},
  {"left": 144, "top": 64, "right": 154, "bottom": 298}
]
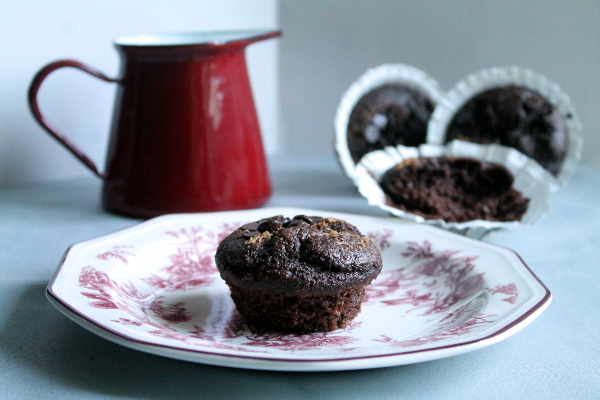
[{"left": 227, "top": 283, "right": 365, "bottom": 334}]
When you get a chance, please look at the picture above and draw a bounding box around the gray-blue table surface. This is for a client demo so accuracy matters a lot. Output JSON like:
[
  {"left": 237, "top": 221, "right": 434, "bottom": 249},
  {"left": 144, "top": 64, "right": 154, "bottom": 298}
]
[{"left": 0, "top": 155, "right": 598, "bottom": 399}]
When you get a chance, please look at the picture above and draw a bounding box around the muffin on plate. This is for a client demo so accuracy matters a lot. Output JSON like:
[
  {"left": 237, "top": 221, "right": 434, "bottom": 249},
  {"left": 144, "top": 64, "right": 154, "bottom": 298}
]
[{"left": 215, "top": 215, "right": 382, "bottom": 334}]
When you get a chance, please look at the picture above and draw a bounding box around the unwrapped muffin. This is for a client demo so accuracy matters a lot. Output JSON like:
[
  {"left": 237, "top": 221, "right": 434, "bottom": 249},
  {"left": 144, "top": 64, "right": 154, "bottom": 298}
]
[{"left": 215, "top": 215, "right": 382, "bottom": 334}]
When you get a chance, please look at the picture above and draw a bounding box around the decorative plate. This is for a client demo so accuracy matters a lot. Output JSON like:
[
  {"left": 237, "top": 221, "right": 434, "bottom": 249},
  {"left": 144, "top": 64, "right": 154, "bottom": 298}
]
[{"left": 47, "top": 207, "right": 551, "bottom": 371}]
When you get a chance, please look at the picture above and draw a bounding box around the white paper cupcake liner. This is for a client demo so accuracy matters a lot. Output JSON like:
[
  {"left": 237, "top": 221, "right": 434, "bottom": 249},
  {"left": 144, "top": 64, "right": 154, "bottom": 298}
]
[
  {"left": 334, "top": 63, "right": 444, "bottom": 183},
  {"left": 427, "top": 66, "right": 583, "bottom": 190},
  {"left": 355, "top": 140, "right": 554, "bottom": 240}
]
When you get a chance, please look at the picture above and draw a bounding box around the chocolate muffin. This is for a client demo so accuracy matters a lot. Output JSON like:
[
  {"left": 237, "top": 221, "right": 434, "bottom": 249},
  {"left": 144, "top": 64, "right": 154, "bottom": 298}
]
[
  {"left": 215, "top": 215, "right": 382, "bottom": 334},
  {"left": 379, "top": 157, "right": 530, "bottom": 223},
  {"left": 445, "top": 86, "right": 569, "bottom": 177},
  {"left": 347, "top": 84, "right": 435, "bottom": 164}
]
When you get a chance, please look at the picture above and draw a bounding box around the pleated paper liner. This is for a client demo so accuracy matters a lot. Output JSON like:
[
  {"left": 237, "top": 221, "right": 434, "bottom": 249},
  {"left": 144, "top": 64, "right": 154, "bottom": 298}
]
[
  {"left": 335, "top": 63, "right": 444, "bottom": 183},
  {"left": 355, "top": 141, "right": 554, "bottom": 240},
  {"left": 427, "top": 66, "right": 583, "bottom": 190}
]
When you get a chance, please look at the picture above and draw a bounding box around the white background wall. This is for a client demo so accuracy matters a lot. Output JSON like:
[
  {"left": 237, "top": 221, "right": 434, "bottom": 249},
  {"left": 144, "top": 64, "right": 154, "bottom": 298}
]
[
  {"left": 278, "top": 0, "right": 600, "bottom": 168},
  {"left": 0, "top": 0, "right": 278, "bottom": 187},
  {"left": 2, "top": 1, "right": 598, "bottom": 187}
]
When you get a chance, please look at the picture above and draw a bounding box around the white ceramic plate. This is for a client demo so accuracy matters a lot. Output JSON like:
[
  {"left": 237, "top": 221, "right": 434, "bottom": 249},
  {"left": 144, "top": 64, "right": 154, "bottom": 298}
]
[{"left": 47, "top": 207, "right": 551, "bottom": 371}]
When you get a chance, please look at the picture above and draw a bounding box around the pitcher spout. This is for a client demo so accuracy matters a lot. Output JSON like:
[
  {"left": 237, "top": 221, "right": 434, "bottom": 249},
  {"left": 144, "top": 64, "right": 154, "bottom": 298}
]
[
  {"left": 232, "top": 29, "right": 281, "bottom": 47},
  {"left": 113, "top": 29, "right": 281, "bottom": 49}
]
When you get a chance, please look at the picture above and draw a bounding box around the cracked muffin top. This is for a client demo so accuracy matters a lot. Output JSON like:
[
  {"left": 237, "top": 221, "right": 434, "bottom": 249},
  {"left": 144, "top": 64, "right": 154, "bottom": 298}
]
[{"left": 215, "top": 215, "right": 382, "bottom": 294}]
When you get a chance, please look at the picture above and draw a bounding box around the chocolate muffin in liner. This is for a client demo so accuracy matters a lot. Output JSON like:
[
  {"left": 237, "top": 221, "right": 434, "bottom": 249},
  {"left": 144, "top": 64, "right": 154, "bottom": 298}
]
[
  {"left": 427, "top": 66, "right": 583, "bottom": 189},
  {"left": 335, "top": 63, "right": 444, "bottom": 183},
  {"left": 355, "top": 141, "right": 554, "bottom": 240}
]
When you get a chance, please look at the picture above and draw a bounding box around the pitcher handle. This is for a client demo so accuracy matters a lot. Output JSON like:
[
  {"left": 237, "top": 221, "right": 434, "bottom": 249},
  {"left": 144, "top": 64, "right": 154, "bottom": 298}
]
[{"left": 28, "top": 59, "right": 118, "bottom": 178}]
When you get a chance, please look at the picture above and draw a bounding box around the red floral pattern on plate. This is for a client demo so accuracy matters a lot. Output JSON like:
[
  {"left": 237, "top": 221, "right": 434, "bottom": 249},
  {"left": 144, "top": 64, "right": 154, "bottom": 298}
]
[
  {"left": 240, "top": 321, "right": 362, "bottom": 351},
  {"left": 365, "top": 240, "right": 485, "bottom": 316},
  {"left": 96, "top": 245, "right": 135, "bottom": 264},
  {"left": 374, "top": 313, "right": 496, "bottom": 347},
  {"left": 77, "top": 223, "right": 519, "bottom": 353},
  {"left": 143, "top": 223, "right": 237, "bottom": 291},
  {"left": 488, "top": 283, "right": 519, "bottom": 304}
]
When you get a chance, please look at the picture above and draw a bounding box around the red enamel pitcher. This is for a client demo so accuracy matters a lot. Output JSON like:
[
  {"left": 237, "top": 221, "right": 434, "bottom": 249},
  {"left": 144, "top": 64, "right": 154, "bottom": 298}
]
[{"left": 29, "top": 30, "right": 280, "bottom": 218}]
